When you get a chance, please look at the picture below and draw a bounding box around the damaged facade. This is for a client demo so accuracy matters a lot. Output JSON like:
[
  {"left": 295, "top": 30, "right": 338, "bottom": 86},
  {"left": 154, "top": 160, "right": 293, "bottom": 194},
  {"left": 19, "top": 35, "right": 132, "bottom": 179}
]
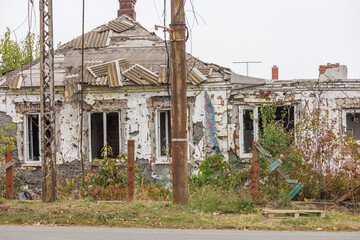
[
  {"left": 0, "top": 1, "right": 359, "bottom": 187},
  {"left": 230, "top": 63, "right": 360, "bottom": 168},
  {"left": 0, "top": 12, "right": 233, "bottom": 187}
]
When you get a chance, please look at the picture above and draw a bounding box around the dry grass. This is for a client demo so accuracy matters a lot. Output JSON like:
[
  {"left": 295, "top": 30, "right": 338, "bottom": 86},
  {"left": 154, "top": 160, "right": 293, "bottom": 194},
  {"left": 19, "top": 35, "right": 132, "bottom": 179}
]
[{"left": 0, "top": 198, "right": 359, "bottom": 231}]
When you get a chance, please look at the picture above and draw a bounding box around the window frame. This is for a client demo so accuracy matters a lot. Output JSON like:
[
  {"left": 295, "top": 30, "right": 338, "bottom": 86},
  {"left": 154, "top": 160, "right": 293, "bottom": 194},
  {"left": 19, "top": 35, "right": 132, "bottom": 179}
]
[
  {"left": 155, "top": 108, "right": 190, "bottom": 163},
  {"left": 342, "top": 109, "right": 360, "bottom": 143},
  {"left": 239, "top": 106, "right": 259, "bottom": 158},
  {"left": 155, "top": 109, "right": 171, "bottom": 161},
  {"left": 24, "top": 113, "right": 41, "bottom": 164},
  {"left": 88, "top": 111, "right": 121, "bottom": 160},
  {"left": 239, "top": 105, "right": 297, "bottom": 158}
]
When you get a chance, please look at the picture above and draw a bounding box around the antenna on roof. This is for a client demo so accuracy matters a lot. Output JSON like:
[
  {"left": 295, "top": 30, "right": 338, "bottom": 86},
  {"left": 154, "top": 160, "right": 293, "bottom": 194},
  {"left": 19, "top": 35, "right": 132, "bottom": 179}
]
[{"left": 233, "top": 61, "right": 262, "bottom": 76}]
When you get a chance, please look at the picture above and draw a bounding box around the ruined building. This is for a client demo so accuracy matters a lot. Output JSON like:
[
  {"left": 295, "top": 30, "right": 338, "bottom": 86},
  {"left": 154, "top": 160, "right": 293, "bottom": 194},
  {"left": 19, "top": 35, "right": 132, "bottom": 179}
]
[
  {"left": 0, "top": 1, "right": 232, "bottom": 187},
  {"left": 0, "top": 1, "right": 359, "bottom": 188}
]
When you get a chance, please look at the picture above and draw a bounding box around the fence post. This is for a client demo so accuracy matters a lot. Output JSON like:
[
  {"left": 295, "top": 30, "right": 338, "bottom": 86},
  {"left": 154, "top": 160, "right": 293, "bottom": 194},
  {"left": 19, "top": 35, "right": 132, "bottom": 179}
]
[
  {"left": 127, "top": 140, "right": 135, "bottom": 201},
  {"left": 5, "top": 149, "right": 14, "bottom": 199},
  {"left": 251, "top": 141, "right": 260, "bottom": 199}
]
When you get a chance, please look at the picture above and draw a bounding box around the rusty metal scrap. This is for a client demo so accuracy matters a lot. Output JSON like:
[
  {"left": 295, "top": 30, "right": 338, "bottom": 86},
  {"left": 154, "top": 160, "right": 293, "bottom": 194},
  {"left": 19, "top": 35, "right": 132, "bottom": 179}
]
[
  {"left": 5, "top": 150, "right": 14, "bottom": 199},
  {"left": 127, "top": 140, "right": 135, "bottom": 201},
  {"left": 123, "top": 64, "right": 159, "bottom": 85}
]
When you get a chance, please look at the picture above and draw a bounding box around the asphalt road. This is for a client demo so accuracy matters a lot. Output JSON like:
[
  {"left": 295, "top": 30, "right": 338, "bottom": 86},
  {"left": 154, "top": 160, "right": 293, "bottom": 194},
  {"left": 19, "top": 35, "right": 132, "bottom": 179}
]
[{"left": 0, "top": 226, "right": 359, "bottom": 240}]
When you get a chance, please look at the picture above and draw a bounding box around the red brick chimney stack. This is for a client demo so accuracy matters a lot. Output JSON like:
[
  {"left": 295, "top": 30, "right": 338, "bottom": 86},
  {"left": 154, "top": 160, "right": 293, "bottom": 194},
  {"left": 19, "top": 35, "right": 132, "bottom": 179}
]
[
  {"left": 319, "top": 63, "right": 340, "bottom": 76},
  {"left": 272, "top": 65, "right": 279, "bottom": 80},
  {"left": 118, "top": 0, "right": 137, "bottom": 20}
]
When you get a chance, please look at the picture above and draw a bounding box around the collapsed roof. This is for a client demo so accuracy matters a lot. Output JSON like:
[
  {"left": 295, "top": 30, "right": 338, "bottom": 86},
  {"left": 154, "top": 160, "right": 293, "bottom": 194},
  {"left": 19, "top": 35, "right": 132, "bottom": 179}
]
[{"left": 1, "top": 15, "right": 231, "bottom": 97}]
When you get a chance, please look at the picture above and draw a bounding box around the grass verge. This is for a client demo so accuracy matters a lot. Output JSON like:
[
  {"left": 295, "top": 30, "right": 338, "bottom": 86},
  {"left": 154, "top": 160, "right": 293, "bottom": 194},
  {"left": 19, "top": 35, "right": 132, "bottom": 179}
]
[{"left": 0, "top": 198, "right": 359, "bottom": 231}]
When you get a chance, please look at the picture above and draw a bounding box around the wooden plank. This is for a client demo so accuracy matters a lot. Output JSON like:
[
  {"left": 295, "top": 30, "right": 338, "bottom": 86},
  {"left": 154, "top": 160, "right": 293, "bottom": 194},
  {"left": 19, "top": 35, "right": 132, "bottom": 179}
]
[
  {"left": 0, "top": 159, "right": 14, "bottom": 172},
  {"left": 263, "top": 209, "right": 325, "bottom": 218},
  {"left": 254, "top": 142, "right": 296, "bottom": 188},
  {"left": 336, "top": 183, "right": 360, "bottom": 204}
]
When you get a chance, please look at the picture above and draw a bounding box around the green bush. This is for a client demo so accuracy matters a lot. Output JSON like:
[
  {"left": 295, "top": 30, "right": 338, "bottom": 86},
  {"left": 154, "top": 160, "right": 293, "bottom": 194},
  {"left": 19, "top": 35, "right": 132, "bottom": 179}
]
[{"left": 190, "top": 155, "right": 240, "bottom": 189}]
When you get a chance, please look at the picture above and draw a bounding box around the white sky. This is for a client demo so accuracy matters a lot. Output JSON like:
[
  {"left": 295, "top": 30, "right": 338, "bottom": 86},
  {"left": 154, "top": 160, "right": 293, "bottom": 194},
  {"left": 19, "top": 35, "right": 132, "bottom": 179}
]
[{"left": 0, "top": 0, "right": 359, "bottom": 80}]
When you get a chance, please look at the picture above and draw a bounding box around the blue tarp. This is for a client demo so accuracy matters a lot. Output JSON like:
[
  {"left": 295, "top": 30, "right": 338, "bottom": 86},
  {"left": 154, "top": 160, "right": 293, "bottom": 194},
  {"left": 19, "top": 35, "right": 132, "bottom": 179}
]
[{"left": 205, "top": 92, "right": 222, "bottom": 155}]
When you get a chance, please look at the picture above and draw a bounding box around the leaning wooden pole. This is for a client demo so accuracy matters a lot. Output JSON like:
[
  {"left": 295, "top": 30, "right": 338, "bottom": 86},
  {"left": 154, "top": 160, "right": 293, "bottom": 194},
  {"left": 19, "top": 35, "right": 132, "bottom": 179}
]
[{"left": 170, "top": 0, "right": 188, "bottom": 205}]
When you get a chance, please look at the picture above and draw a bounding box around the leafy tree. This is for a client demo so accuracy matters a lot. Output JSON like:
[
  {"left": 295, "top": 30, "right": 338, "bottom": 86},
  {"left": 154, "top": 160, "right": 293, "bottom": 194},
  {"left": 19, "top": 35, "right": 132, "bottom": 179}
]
[{"left": 0, "top": 28, "right": 40, "bottom": 75}]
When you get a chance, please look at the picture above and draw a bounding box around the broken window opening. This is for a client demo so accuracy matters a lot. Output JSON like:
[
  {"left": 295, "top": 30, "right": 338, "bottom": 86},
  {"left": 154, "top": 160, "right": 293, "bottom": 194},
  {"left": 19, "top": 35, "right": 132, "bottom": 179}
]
[
  {"left": 157, "top": 110, "right": 171, "bottom": 158},
  {"left": 243, "top": 109, "right": 254, "bottom": 154},
  {"left": 26, "top": 114, "right": 40, "bottom": 162},
  {"left": 239, "top": 105, "right": 296, "bottom": 158},
  {"left": 344, "top": 110, "right": 360, "bottom": 141},
  {"left": 258, "top": 106, "right": 295, "bottom": 134},
  {"left": 90, "top": 112, "right": 120, "bottom": 159}
]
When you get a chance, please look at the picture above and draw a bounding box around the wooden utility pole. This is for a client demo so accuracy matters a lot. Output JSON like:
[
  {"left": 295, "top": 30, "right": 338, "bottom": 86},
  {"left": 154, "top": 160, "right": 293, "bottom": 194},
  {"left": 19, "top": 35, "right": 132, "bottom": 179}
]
[
  {"left": 39, "top": 0, "right": 56, "bottom": 202},
  {"left": 170, "top": 0, "right": 188, "bottom": 205}
]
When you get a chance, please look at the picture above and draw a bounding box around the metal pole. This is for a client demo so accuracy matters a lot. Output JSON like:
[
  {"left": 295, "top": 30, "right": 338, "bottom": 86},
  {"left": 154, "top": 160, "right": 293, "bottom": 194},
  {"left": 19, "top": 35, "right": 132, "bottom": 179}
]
[
  {"left": 5, "top": 149, "right": 13, "bottom": 199},
  {"left": 233, "top": 61, "right": 262, "bottom": 76},
  {"left": 127, "top": 140, "right": 135, "bottom": 201},
  {"left": 40, "top": 0, "right": 56, "bottom": 202},
  {"left": 170, "top": 0, "right": 188, "bottom": 205},
  {"left": 251, "top": 141, "right": 259, "bottom": 199}
]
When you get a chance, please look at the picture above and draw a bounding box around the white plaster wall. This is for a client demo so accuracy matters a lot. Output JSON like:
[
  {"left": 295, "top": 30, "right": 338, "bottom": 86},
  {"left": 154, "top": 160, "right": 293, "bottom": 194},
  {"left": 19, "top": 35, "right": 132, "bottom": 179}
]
[{"left": 58, "top": 103, "right": 81, "bottom": 163}]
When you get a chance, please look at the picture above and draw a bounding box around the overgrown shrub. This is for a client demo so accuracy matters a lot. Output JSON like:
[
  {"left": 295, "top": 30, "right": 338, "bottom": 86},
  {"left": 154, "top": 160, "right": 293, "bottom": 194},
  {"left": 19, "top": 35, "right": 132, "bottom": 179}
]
[
  {"left": 190, "top": 155, "right": 241, "bottom": 189},
  {"left": 254, "top": 103, "right": 360, "bottom": 202},
  {"left": 59, "top": 146, "right": 130, "bottom": 200},
  {"left": 59, "top": 146, "right": 171, "bottom": 201},
  {"left": 0, "top": 124, "right": 17, "bottom": 198}
]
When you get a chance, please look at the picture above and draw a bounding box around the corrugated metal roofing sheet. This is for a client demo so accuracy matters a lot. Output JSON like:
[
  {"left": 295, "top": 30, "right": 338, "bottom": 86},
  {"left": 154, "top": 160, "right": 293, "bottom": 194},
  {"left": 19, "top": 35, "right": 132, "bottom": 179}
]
[
  {"left": 88, "top": 63, "right": 108, "bottom": 79},
  {"left": 118, "top": 59, "right": 132, "bottom": 71},
  {"left": 158, "top": 65, "right": 167, "bottom": 83},
  {"left": 107, "top": 61, "right": 121, "bottom": 87},
  {"left": 198, "top": 68, "right": 213, "bottom": 77},
  {"left": 68, "top": 30, "right": 111, "bottom": 49},
  {"left": 83, "top": 61, "right": 103, "bottom": 84},
  {"left": 107, "top": 20, "right": 133, "bottom": 33},
  {"left": 8, "top": 75, "right": 22, "bottom": 89},
  {"left": 123, "top": 64, "right": 159, "bottom": 86},
  {"left": 188, "top": 68, "right": 207, "bottom": 85},
  {"left": 86, "top": 59, "right": 128, "bottom": 87},
  {"left": 64, "top": 75, "right": 79, "bottom": 102}
]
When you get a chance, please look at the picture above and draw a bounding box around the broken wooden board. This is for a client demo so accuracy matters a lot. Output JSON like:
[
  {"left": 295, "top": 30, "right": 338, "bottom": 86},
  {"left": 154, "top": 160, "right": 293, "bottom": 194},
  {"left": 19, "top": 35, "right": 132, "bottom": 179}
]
[
  {"left": 262, "top": 209, "right": 325, "bottom": 218},
  {"left": 0, "top": 160, "right": 14, "bottom": 172},
  {"left": 336, "top": 183, "right": 360, "bottom": 204}
]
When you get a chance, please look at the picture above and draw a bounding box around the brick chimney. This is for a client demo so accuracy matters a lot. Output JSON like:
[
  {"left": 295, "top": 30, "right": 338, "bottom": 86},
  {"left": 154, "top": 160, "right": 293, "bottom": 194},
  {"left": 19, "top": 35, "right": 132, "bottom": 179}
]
[
  {"left": 319, "top": 63, "right": 340, "bottom": 76},
  {"left": 118, "top": 0, "right": 137, "bottom": 20},
  {"left": 272, "top": 65, "right": 279, "bottom": 80}
]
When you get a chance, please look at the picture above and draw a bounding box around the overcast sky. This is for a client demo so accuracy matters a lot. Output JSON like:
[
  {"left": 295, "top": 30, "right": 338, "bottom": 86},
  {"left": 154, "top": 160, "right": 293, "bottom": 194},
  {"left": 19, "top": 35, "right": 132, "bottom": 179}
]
[{"left": 0, "top": 0, "right": 359, "bottom": 80}]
